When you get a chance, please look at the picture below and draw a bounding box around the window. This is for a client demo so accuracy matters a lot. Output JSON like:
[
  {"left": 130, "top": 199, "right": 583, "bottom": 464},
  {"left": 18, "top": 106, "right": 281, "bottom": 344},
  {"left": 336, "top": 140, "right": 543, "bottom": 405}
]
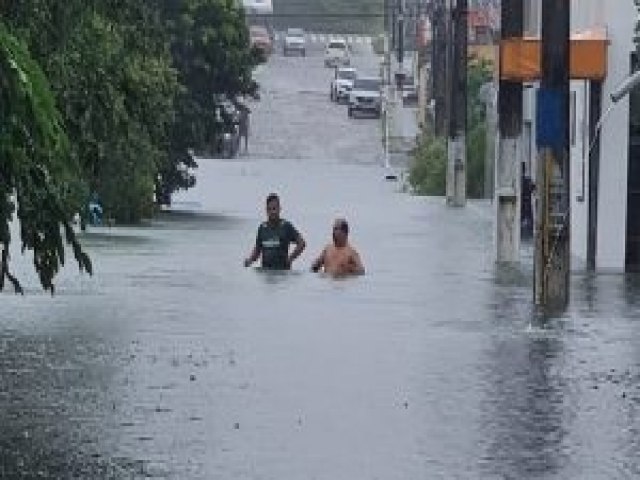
[
  {"left": 524, "top": 0, "right": 541, "bottom": 37},
  {"left": 338, "top": 70, "right": 357, "bottom": 80},
  {"left": 353, "top": 79, "right": 381, "bottom": 91}
]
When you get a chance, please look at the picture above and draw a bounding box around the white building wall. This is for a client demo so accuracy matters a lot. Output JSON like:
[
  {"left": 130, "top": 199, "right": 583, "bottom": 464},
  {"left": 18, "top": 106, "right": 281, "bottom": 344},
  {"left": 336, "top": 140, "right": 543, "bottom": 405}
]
[
  {"left": 596, "top": 1, "right": 637, "bottom": 271},
  {"left": 570, "top": 0, "right": 606, "bottom": 31}
]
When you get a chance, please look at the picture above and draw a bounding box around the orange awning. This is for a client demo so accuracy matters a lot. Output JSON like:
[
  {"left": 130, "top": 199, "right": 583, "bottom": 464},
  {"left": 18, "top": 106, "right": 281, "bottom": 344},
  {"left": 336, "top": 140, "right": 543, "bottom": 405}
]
[{"left": 500, "top": 28, "right": 608, "bottom": 81}]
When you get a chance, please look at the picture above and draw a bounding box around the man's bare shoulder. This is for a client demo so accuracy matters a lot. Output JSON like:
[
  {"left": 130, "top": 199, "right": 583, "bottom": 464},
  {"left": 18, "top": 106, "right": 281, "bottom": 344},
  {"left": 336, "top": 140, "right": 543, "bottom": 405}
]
[
  {"left": 346, "top": 243, "right": 361, "bottom": 255},
  {"left": 323, "top": 243, "right": 337, "bottom": 254}
]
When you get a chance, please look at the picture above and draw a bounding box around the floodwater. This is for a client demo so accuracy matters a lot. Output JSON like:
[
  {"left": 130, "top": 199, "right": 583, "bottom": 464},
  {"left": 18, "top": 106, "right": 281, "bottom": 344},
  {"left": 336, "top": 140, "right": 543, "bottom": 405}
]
[{"left": 1, "top": 37, "right": 640, "bottom": 480}]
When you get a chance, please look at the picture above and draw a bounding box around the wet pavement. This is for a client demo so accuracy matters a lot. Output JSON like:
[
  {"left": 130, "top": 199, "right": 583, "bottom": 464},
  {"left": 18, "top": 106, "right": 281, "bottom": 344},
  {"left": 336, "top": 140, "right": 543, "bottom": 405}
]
[{"left": 2, "top": 41, "right": 640, "bottom": 480}]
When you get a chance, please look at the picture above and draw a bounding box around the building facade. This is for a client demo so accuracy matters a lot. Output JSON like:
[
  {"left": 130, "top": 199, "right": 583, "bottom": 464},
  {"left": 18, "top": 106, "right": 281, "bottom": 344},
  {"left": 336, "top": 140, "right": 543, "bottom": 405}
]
[{"left": 520, "top": 0, "right": 638, "bottom": 272}]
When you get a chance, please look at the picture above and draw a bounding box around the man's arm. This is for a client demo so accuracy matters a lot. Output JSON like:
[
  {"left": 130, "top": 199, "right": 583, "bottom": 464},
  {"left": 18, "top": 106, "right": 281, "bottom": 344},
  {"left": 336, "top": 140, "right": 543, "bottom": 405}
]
[
  {"left": 244, "top": 245, "right": 261, "bottom": 267},
  {"left": 311, "top": 247, "right": 326, "bottom": 272},
  {"left": 287, "top": 232, "right": 306, "bottom": 266},
  {"left": 244, "top": 229, "right": 262, "bottom": 267},
  {"left": 350, "top": 250, "right": 365, "bottom": 275}
]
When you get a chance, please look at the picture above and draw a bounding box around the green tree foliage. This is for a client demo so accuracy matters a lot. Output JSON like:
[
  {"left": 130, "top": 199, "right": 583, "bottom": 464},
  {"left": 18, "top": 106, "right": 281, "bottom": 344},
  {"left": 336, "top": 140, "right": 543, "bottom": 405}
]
[
  {"left": 466, "top": 58, "right": 492, "bottom": 198},
  {"left": 3, "top": 0, "right": 181, "bottom": 223},
  {"left": 0, "top": 25, "right": 91, "bottom": 293},
  {"left": 409, "top": 59, "right": 493, "bottom": 198},
  {"left": 161, "top": 0, "right": 260, "bottom": 202},
  {"left": 1, "top": 0, "right": 259, "bottom": 223},
  {"left": 408, "top": 131, "right": 447, "bottom": 196},
  {"left": 0, "top": 0, "right": 259, "bottom": 290}
]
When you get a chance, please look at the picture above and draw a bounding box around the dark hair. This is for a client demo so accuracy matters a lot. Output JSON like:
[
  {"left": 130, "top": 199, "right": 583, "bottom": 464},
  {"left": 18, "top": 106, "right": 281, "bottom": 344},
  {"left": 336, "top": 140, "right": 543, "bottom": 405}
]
[
  {"left": 266, "top": 193, "right": 280, "bottom": 205},
  {"left": 335, "top": 218, "right": 349, "bottom": 235}
]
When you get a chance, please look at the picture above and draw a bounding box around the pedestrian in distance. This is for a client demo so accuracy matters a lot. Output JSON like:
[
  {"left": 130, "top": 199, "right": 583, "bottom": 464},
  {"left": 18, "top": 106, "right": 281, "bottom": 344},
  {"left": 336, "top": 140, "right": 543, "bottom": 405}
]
[
  {"left": 237, "top": 103, "right": 250, "bottom": 153},
  {"left": 521, "top": 163, "right": 535, "bottom": 240},
  {"left": 244, "top": 193, "right": 306, "bottom": 270},
  {"left": 311, "top": 218, "right": 365, "bottom": 277}
]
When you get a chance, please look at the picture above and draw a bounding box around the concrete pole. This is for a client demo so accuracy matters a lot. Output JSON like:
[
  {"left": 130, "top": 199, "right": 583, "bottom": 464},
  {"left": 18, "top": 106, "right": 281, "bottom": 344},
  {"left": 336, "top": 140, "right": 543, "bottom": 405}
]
[
  {"left": 384, "top": 0, "right": 392, "bottom": 86},
  {"left": 397, "top": 0, "right": 405, "bottom": 92},
  {"left": 446, "top": 0, "right": 467, "bottom": 207},
  {"left": 483, "top": 83, "right": 497, "bottom": 199},
  {"left": 382, "top": 0, "right": 392, "bottom": 168},
  {"left": 495, "top": 0, "right": 523, "bottom": 263},
  {"left": 534, "top": 0, "right": 571, "bottom": 311}
]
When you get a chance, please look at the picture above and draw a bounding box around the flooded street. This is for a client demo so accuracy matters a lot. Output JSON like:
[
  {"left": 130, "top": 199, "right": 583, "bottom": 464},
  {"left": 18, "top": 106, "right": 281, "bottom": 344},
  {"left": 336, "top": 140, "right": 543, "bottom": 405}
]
[{"left": 2, "top": 41, "right": 640, "bottom": 479}]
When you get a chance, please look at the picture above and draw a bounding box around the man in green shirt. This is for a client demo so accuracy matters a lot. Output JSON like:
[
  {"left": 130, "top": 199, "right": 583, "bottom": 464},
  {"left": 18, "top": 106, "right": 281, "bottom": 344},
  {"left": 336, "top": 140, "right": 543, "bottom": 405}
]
[{"left": 244, "top": 193, "right": 306, "bottom": 270}]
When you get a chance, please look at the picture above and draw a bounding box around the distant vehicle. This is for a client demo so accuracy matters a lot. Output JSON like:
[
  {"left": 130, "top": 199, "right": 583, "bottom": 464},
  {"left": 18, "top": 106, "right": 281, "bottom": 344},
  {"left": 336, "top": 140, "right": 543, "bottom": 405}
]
[
  {"left": 324, "top": 39, "right": 350, "bottom": 68},
  {"left": 249, "top": 25, "right": 273, "bottom": 55},
  {"left": 242, "top": 0, "right": 273, "bottom": 16},
  {"left": 330, "top": 67, "right": 357, "bottom": 103},
  {"left": 348, "top": 77, "right": 382, "bottom": 118},
  {"left": 284, "top": 27, "right": 306, "bottom": 56}
]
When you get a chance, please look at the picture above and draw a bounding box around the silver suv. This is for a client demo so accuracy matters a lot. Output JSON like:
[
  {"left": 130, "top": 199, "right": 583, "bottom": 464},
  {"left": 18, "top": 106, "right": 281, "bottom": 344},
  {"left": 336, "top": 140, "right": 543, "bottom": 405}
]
[
  {"left": 348, "top": 77, "right": 382, "bottom": 118},
  {"left": 324, "top": 39, "right": 350, "bottom": 67}
]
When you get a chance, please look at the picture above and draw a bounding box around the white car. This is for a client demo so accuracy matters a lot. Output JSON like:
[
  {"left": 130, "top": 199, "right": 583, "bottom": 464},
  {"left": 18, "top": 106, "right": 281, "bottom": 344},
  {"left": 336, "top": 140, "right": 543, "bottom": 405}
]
[
  {"left": 348, "top": 77, "right": 382, "bottom": 118},
  {"left": 324, "top": 39, "right": 350, "bottom": 67},
  {"left": 330, "top": 67, "right": 357, "bottom": 103},
  {"left": 284, "top": 28, "right": 306, "bottom": 56}
]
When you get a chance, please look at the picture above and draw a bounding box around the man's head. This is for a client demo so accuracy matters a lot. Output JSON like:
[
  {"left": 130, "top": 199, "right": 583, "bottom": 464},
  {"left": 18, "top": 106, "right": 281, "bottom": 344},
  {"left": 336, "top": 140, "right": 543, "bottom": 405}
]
[
  {"left": 332, "top": 218, "right": 349, "bottom": 246},
  {"left": 265, "top": 193, "right": 281, "bottom": 222}
]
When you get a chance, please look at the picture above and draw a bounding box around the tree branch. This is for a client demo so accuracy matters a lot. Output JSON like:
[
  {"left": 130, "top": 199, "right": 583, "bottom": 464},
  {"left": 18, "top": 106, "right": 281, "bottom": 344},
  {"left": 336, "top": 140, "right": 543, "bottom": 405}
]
[{"left": 1, "top": 242, "right": 24, "bottom": 295}]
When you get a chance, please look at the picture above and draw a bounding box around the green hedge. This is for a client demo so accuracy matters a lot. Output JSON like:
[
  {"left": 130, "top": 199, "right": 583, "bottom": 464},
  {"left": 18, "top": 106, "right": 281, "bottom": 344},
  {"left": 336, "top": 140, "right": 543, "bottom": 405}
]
[{"left": 409, "top": 59, "right": 492, "bottom": 198}]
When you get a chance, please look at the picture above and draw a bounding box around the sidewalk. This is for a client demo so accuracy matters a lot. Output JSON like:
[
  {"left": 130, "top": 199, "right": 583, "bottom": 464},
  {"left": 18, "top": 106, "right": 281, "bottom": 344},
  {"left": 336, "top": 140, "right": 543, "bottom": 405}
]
[{"left": 383, "top": 51, "right": 420, "bottom": 167}]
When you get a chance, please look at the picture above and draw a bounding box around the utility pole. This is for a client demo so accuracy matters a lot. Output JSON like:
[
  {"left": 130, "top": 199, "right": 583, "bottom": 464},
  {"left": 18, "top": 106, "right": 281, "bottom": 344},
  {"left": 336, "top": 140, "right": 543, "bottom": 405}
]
[
  {"left": 446, "top": 0, "right": 467, "bottom": 207},
  {"left": 382, "top": 0, "right": 392, "bottom": 173},
  {"left": 397, "top": 0, "right": 405, "bottom": 78},
  {"left": 495, "top": 0, "right": 523, "bottom": 263},
  {"left": 384, "top": 0, "right": 389, "bottom": 39},
  {"left": 534, "top": 0, "right": 571, "bottom": 311},
  {"left": 431, "top": 0, "right": 448, "bottom": 135},
  {"left": 391, "top": 0, "right": 397, "bottom": 51},
  {"left": 383, "top": 0, "right": 392, "bottom": 85}
]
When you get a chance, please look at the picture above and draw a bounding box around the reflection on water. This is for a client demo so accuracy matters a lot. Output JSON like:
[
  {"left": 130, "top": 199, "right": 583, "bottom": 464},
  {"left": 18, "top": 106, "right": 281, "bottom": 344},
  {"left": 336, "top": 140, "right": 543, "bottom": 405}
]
[{"left": 481, "top": 326, "right": 567, "bottom": 478}]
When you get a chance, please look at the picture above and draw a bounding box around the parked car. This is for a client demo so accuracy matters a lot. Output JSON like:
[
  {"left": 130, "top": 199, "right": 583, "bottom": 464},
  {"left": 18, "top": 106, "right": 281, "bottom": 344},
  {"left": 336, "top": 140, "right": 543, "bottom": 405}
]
[
  {"left": 348, "top": 77, "right": 382, "bottom": 118},
  {"left": 249, "top": 25, "right": 273, "bottom": 56},
  {"left": 324, "top": 39, "right": 350, "bottom": 68},
  {"left": 284, "top": 27, "right": 306, "bottom": 56},
  {"left": 330, "top": 67, "right": 357, "bottom": 103}
]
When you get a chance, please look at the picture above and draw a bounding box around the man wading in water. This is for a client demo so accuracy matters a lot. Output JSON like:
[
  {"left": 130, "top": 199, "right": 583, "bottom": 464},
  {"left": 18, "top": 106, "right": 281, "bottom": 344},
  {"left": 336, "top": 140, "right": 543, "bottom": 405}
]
[
  {"left": 244, "top": 193, "right": 306, "bottom": 270},
  {"left": 311, "top": 218, "right": 365, "bottom": 277}
]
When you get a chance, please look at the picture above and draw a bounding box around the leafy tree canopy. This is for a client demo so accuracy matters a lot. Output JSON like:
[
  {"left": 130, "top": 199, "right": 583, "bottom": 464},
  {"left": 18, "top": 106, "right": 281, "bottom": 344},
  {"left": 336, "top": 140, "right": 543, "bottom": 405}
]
[
  {"left": 0, "top": 0, "right": 260, "bottom": 291},
  {"left": 0, "top": 25, "right": 91, "bottom": 293}
]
